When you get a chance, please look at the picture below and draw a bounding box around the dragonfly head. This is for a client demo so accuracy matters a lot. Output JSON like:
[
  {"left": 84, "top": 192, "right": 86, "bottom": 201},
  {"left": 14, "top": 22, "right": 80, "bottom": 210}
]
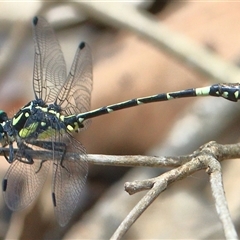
[
  {"left": 0, "top": 110, "right": 8, "bottom": 123},
  {"left": 0, "top": 110, "right": 10, "bottom": 147}
]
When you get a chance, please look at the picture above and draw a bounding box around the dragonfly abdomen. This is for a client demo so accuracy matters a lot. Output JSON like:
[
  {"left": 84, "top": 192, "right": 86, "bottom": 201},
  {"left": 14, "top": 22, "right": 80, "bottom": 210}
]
[{"left": 63, "top": 115, "right": 84, "bottom": 132}]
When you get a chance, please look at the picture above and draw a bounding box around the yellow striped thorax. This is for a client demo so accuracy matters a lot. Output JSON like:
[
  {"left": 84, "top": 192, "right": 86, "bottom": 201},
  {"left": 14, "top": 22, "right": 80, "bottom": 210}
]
[
  {"left": 12, "top": 101, "right": 33, "bottom": 135},
  {"left": 11, "top": 100, "right": 83, "bottom": 140},
  {"left": 11, "top": 100, "right": 60, "bottom": 139}
]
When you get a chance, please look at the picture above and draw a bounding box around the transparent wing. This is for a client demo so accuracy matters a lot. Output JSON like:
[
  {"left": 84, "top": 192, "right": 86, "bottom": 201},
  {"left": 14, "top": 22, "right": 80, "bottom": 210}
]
[
  {"left": 52, "top": 135, "right": 88, "bottom": 227},
  {"left": 21, "top": 113, "right": 88, "bottom": 226},
  {"left": 32, "top": 16, "right": 67, "bottom": 103},
  {"left": 3, "top": 151, "right": 50, "bottom": 210},
  {"left": 55, "top": 42, "right": 93, "bottom": 117}
]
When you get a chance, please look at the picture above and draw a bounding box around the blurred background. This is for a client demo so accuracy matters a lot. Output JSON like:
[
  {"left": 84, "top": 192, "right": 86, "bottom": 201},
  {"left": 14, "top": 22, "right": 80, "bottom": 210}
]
[{"left": 0, "top": 1, "right": 240, "bottom": 239}]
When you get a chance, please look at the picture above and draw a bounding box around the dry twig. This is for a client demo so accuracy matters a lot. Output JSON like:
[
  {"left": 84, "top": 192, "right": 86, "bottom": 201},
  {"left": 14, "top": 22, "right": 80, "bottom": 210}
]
[
  {"left": 1, "top": 141, "right": 239, "bottom": 239},
  {"left": 110, "top": 141, "right": 239, "bottom": 239}
]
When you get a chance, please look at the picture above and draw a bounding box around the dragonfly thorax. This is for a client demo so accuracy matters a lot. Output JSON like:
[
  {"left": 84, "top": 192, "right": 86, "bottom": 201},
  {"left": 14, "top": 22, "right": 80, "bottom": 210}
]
[{"left": 10, "top": 100, "right": 66, "bottom": 140}]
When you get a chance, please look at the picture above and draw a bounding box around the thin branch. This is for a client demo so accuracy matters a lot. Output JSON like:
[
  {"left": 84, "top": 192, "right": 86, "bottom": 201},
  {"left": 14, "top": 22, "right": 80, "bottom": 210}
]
[
  {"left": 110, "top": 141, "right": 239, "bottom": 239},
  {"left": 110, "top": 180, "right": 166, "bottom": 240},
  {"left": 124, "top": 156, "right": 204, "bottom": 195},
  {"left": 1, "top": 141, "right": 240, "bottom": 167},
  {"left": 112, "top": 158, "right": 204, "bottom": 238},
  {"left": 1, "top": 141, "right": 239, "bottom": 239},
  {"left": 0, "top": 148, "right": 187, "bottom": 167},
  {"left": 87, "top": 154, "right": 190, "bottom": 167},
  {"left": 206, "top": 156, "right": 238, "bottom": 240}
]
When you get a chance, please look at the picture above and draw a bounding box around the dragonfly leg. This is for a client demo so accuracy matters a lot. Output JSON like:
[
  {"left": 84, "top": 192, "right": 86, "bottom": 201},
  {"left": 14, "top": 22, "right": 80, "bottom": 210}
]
[
  {"left": 4, "top": 141, "right": 15, "bottom": 163},
  {"left": 17, "top": 142, "right": 34, "bottom": 164},
  {"left": 35, "top": 159, "right": 48, "bottom": 173}
]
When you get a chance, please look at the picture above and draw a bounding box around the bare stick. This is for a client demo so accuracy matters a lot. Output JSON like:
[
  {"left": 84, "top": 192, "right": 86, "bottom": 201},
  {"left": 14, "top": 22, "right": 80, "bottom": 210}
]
[
  {"left": 110, "top": 141, "right": 239, "bottom": 239},
  {"left": 1, "top": 141, "right": 239, "bottom": 239},
  {"left": 206, "top": 156, "right": 238, "bottom": 240},
  {"left": 110, "top": 180, "right": 166, "bottom": 240}
]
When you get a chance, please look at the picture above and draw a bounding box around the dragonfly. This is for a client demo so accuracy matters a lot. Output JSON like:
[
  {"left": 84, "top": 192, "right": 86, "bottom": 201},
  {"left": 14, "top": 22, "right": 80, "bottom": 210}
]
[
  {"left": 1, "top": 16, "right": 91, "bottom": 227},
  {"left": 1, "top": 16, "right": 240, "bottom": 227}
]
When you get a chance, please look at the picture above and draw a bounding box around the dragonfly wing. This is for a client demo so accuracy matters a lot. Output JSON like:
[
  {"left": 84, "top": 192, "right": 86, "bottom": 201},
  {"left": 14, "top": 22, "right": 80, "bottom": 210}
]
[
  {"left": 32, "top": 16, "right": 67, "bottom": 103},
  {"left": 52, "top": 136, "right": 88, "bottom": 227},
  {"left": 55, "top": 42, "right": 93, "bottom": 118},
  {"left": 3, "top": 155, "right": 50, "bottom": 211}
]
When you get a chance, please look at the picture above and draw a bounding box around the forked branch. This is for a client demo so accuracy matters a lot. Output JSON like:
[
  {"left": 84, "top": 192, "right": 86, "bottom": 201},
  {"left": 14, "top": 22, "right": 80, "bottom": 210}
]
[
  {"left": 111, "top": 141, "right": 239, "bottom": 239},
  {"left": 0, "top": 141, "right": 239, "bottom": 239}
]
